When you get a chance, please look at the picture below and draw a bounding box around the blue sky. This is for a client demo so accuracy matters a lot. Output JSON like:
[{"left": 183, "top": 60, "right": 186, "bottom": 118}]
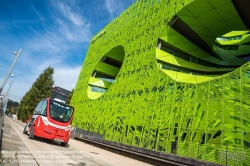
[{"left": 0, "top": 0, "right": 135, "bottom": 100}]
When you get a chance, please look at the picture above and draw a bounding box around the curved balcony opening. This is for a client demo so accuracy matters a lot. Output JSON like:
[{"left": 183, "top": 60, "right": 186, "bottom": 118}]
[
  {"left": 214, "top": 31, "right": 250, "bottom": 63},
  {"left": 157, "top": 0, "right": 250, "bottom": 83},
  {"left": 87, "top": 45, "right": 125, "bottom": 99}
]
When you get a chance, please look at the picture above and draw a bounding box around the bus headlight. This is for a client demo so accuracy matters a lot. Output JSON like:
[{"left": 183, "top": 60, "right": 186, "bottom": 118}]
[
  {"left": 42, "top": 118, "right": 49, "bottom": 126},
  {"left": 65, "top": 125, "right": 71, "bottom": 131}
]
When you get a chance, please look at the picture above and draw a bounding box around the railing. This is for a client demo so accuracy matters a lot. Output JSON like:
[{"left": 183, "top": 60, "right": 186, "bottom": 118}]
[{"left": 72, "top": 127, "right": 250, "bottom": 166}]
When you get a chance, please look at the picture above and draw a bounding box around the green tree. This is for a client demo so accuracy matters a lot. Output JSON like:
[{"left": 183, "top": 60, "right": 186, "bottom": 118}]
[
  {"left": 66, "top": 89, "right": 74, "bottom": 105},
  {"left": 17, "top": 67, "right": 54, "bottom": 121},
  {"left": 12, "top": 107, "right": 18, "bottom": 114},
  {"left": 7, "top": 100, "right": 19, "bottom": 110}
]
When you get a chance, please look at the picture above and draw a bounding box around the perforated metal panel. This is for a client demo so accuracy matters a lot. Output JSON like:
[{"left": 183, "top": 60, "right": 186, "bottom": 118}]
[{"left": 71, "top": 0, "right": 250, "bottom": 165}]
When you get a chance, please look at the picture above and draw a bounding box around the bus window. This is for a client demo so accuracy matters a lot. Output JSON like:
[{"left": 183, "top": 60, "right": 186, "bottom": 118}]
[
  {"left": 33, "top": 101, "right": 44, "bottom": 115},
  {"left": 49, "top": 100, "right": 73, "bottom": 123},
  {"left": 39, "top": 100, "right": 47, "bottom": 116}
]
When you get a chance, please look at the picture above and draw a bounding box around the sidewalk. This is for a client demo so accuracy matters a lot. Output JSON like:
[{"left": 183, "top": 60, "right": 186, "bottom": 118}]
[{"left": 0, "top": 116, "right": 38, "bottom": 166}]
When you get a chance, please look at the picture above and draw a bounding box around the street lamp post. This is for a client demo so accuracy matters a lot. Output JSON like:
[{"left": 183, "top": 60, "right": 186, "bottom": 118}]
[
  {"left": 0, "top": 48, "right": 22, "bottom": 95},
  {"left": 3, "top": 81, "right": 14, "bottom": 114},
  {"left": 6, "top": 81, "right": 13, "bottom": 96}
]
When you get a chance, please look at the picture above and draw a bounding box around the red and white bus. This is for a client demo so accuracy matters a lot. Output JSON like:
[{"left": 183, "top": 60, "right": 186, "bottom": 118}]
[{"left": 23, "top": 98, "right": 74, "bottom": 146}]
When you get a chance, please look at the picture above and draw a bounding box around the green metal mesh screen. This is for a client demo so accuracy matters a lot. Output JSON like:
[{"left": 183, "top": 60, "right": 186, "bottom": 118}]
[{"left": 71, "top": 0, "right": 250, "bottom": 165}]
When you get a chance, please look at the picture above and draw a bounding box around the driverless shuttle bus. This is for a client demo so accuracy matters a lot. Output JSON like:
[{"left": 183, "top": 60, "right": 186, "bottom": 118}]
[{"left": 23, "top": 98, "right": 74, "bottom": 146}]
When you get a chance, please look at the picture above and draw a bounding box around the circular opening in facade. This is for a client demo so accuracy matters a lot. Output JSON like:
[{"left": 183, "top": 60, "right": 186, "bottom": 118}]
[
  {"left": 155, "top": 0, "right": 250, "bottom": 84},
  {"left": 87, "top": 45, "right": 125, "bottom": 99}
]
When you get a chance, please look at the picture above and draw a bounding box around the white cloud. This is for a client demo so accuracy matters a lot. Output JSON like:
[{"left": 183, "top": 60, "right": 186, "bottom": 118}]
[
  {"left": 0, "top": 1, "right": 90, "bottom": 99},
  {"left": 31, "top": 4, "right": 46, "bottom": 21},
  {"left": 13, "top": 60, "right": 82, "bottom": 94},
  {"left": 8, "top": 76, "right": 36, "bottom": 99},
  {"left": 105, "top": 0, "right": 116, "bottom": 16},
  {"left": 20, "top": 30, "right": 62, "bottom": 54},
  {"left": 57, "top": 2, "right": 84, "bottom": 26},
  {"left": 0, "top": 71, "right": 38, "bottom": 100},
  {"left": 50, "top": 1, "right": 92, "bottom": 43},
  {"left": 104, "top": 0, "right": 135, "bottom": 18},
  {"left": 53, "top": 66, "right": 82, "bottom": 91},
  {"left": 0, "top": 64, "right": 82, "bottom": 100},
  {"left": 55, "top": 18, "right": 91, "bottom": 42},
  {"left": 36, "top": 58, "right": 62, "bottom": 72},
  {"left": 0, "top": 0, "right": 134, "bottom": 99}
]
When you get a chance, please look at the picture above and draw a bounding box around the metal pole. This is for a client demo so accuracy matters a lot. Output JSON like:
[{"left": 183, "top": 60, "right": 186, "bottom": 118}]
[
  {"left": 3, "top": 81, "right": 13, "bottom": 114},
  {"left": 0, "top": 48, "right": 22, "bottom": 95},
  {"left": 3, "top": 98, "right": 8, "bottom": 115},
  {"left": 6, "top": 81, "right": 13, "bottom": 95}
]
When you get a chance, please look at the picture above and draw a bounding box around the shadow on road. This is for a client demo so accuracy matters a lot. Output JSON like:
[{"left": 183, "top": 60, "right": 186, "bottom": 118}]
[{"left": 26, "top": 135, "right": 70, "bottom": 148}]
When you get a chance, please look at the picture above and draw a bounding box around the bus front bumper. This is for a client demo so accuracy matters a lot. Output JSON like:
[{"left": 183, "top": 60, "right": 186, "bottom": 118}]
[{"left": 34, "top": 122, "right": 70, "bottom": 143}]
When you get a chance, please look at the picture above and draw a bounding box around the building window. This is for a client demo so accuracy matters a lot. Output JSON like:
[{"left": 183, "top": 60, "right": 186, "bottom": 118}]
[{"left": 216, "top": 35, "right": 242, "bottom": 41}]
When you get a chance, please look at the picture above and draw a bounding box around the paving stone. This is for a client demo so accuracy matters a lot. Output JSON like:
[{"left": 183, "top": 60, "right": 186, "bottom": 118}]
[
  {"left": 1, "top": 164, "right": 15, "bottom": 166},
  {"left": 13, "top": 142, "right": 23, "bottom": 146},
  {"left": 17, "top": 147, "right": 29, "bottom": 155},
  {"left": 1, "top": 158, "right": 19, "bottom": 165},
  {"left": 0, "top": 117, "right": 43, "bottom": 166},
  {"left": 1, "top": 150, "right": 11, "bottom": 154},
  {"left": 2, "top": 133, "right": 12, "bottom": 138},
  {"left": 1, "top": 153, "right": 16, "bottom": 158},
  {"left": 19, "top": 164, "right": 39, "bottom": 166},
  {"left": 16, "top": 154, "right": 33, "bottom": 159},
  {"left": 9, "top": 132, "right": 18, "bottom": 136},
  {"left": 2, "top": 139, "right": 15, "bottom": 144}
]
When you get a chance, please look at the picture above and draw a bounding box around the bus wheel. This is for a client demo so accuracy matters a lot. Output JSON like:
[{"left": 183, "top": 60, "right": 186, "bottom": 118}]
[
  {"left": 61, "top": 141, "right": 68, "bottom": 147},
  {"left": 23, "top": 124, "right": 28, "bottom": 134},
  {"left": 29, "top": 127, "right": 35, "bottom": 139}
]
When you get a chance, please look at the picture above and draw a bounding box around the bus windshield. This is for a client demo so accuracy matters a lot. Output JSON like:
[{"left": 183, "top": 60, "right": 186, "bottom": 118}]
[{"left": 49, "top": 99, "right": 74, "bottom": 123}]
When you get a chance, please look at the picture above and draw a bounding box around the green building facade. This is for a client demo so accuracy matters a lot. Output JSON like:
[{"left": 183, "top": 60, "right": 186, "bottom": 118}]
[{"left": 71, "top": 0, "right": 250, "bottom": 165}]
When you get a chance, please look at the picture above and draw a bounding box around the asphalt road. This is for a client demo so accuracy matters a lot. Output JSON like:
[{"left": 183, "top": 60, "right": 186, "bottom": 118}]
[{"left": 8, "top": 117, "right": 152, "bottom": 166}]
